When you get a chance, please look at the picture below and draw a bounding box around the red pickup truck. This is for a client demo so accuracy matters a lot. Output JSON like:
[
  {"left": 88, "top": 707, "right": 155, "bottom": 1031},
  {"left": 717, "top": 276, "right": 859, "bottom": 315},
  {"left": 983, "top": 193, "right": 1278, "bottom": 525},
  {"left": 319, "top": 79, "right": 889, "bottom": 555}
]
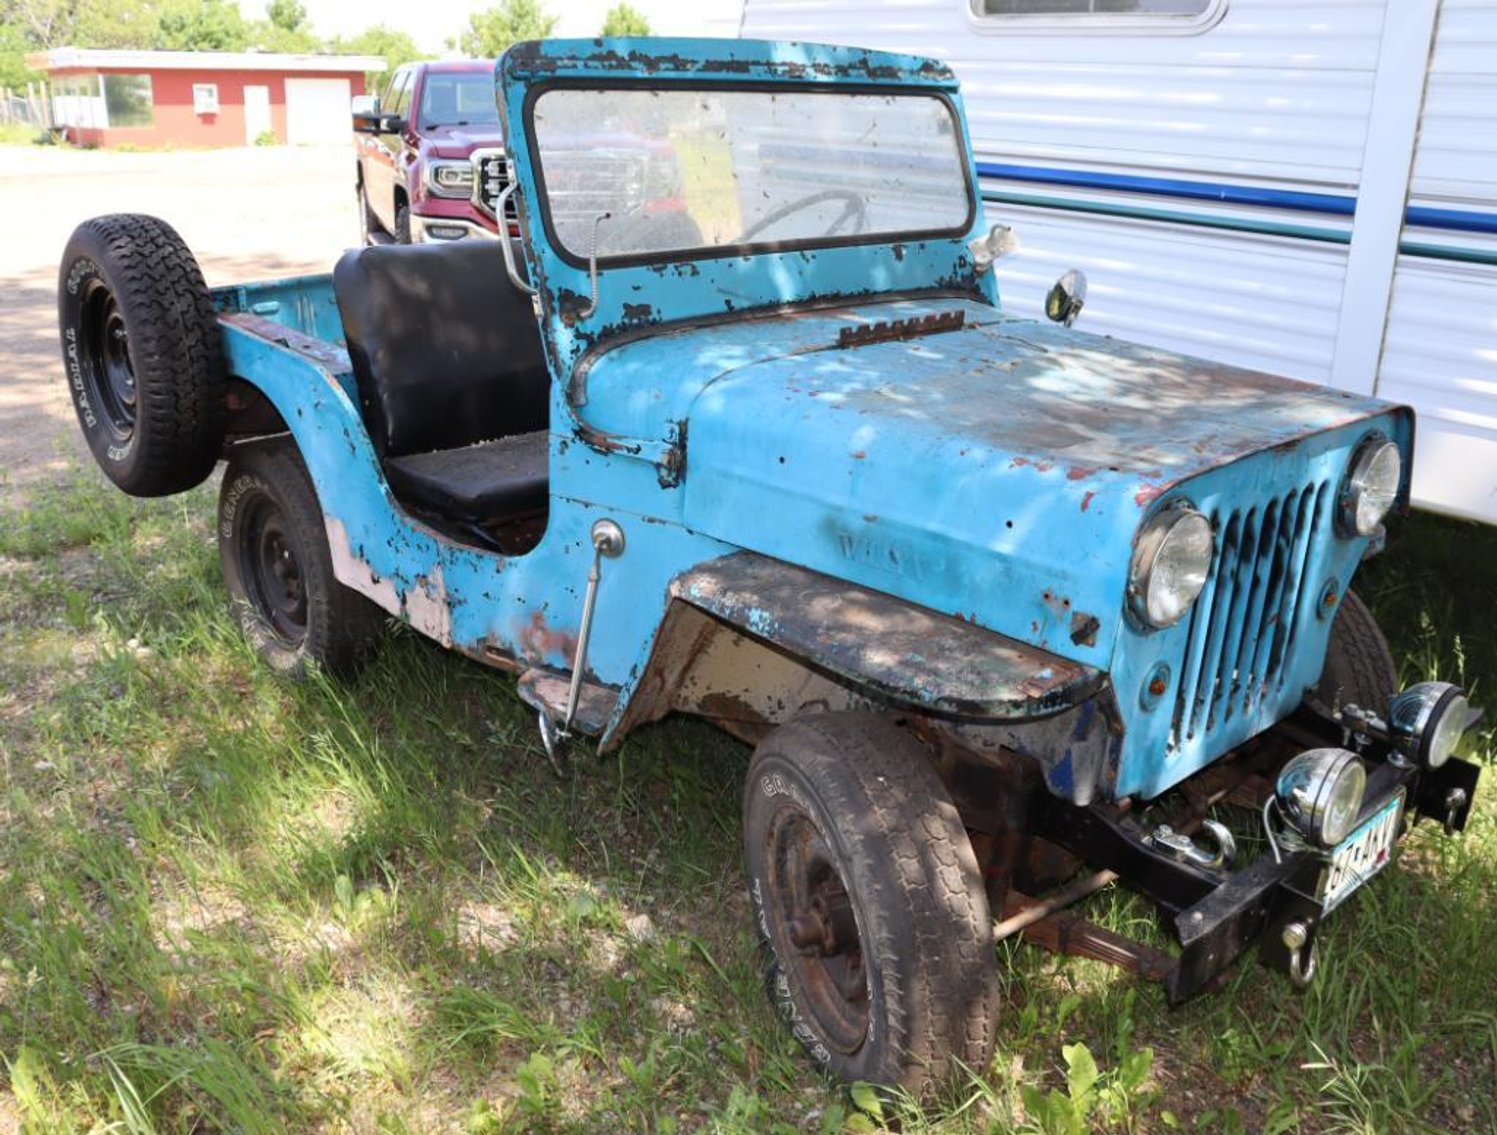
[{"left": 352, "top": 59, "right": 510, "bottom": 244}]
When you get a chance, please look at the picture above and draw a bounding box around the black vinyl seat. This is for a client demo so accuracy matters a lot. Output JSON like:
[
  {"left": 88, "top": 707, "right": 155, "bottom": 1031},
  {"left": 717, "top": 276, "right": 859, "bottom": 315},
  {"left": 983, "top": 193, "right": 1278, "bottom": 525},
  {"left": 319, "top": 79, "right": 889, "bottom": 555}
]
[{"left": 333, "top": 240, "right": 551, "bottom": 530}]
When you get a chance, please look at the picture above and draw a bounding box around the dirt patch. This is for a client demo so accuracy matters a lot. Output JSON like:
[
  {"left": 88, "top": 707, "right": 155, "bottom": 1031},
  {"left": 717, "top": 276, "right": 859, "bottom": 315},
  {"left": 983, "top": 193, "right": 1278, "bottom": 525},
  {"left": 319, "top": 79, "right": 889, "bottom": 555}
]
[{"left": 0, "top": 144, "right": 361, "bottom": 505}]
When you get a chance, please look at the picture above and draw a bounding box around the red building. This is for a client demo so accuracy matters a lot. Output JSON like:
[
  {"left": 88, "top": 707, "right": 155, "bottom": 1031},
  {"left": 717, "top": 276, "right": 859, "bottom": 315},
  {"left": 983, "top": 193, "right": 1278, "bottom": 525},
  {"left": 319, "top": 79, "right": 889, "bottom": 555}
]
[{"left": 26, "top": 48, "right": 385, "bottom": 148}]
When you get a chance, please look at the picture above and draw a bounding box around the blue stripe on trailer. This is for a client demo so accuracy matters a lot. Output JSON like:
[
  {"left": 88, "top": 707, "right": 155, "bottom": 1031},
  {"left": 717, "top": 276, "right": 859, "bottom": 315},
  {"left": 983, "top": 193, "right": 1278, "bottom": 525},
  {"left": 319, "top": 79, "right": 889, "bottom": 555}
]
[
  {"left": 1404, "top": 205, "right": 1497, "bottom": 236},
  {"left": 975, "top": 161, "right": 1357, "bottom": 216}
]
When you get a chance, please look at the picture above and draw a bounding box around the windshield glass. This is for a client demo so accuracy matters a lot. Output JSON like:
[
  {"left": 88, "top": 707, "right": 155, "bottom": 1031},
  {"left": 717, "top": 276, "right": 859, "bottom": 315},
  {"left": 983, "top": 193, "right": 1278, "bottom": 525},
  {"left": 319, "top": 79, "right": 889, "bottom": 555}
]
[
  {"left": 530, "top": 87, "right": 972, "bottom": 261},
  {"left": 419, "top": 72, "right": 501, "bottom": 129}
]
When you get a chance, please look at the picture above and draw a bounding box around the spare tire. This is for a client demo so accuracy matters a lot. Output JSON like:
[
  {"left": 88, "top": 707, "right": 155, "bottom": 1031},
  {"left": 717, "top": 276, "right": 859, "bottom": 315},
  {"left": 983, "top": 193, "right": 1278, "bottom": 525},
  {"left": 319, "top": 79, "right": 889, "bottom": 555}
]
[{"left": 57, "top": 213, "right": 226, "bottom": 496}]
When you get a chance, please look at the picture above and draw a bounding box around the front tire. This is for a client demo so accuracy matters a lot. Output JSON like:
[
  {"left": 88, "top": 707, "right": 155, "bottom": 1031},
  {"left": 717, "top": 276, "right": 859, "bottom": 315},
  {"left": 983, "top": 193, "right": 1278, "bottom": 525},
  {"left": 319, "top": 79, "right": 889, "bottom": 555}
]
[
  {"left": 219, "top": 442, "right": 384, "bottom": 679},
  {"left": 1319, "top": 589, "right": 1398, "bottom": 712},
  {"left": 57, "top": 213, "right": 226, "bottom": 496},
  {"left": 743, "top": 713, "right": 999, "bottom": 1097},
  {"left": 394, "top": 202, "right": 412, "bottom": 244}
]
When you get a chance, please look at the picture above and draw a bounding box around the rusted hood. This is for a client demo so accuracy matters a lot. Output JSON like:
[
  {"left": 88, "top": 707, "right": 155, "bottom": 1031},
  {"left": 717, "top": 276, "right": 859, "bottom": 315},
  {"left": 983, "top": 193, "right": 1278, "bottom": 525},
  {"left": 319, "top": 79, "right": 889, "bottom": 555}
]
[{"left": 578, "top": 297, "right": 1410, "bottom": 666}]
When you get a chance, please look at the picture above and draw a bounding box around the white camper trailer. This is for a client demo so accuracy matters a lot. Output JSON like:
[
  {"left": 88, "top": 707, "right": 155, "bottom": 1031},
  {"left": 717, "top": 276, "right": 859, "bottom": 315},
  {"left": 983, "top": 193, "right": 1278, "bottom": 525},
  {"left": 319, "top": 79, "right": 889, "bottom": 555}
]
[{"left": 740, "top": 0, "right": 1497, "bottom": 525}]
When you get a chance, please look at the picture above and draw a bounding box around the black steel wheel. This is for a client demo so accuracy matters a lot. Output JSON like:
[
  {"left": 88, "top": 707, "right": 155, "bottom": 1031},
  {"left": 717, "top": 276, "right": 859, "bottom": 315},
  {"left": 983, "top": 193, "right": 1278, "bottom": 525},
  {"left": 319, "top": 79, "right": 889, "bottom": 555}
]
[
  {"left": 57, "top": 213, "right": 226, "bottom": 496},
  {"left": 219, "top": 442, "right": 385, "bottom": 679},
  {"left": 743, "top": 713, "right": 999, "bottom": 1096},
  {"left": 1319, "top": 588, "right": 1398, "bottom": 712}
]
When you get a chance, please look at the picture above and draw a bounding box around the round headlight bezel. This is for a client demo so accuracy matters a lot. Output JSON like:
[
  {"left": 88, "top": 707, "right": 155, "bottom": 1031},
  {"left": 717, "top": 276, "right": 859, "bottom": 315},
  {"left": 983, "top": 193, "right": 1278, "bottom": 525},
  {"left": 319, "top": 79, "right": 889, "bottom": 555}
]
[
  {"left": 1128, "top": 506, "right": 1215, "bottom": 629},
  {"left": 1276, "top": 748, "right": 1368, "bottom": 848},
  {"left": 1338, "top": 434, "right": 1403, "bottom": 538},
  {"left": 1387, "top": 680, "right": 1470, "bottom": 769}
]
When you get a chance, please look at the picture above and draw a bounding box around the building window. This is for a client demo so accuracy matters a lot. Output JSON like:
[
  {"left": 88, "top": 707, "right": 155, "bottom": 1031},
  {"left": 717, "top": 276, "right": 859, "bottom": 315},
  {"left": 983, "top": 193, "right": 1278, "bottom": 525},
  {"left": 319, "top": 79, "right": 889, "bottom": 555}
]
[
  {"left": 193, "top": 83, "right": 219, "bottom": 115},
  {"left": 103, "top": 74, "right": 154, "bottom": 128},
  {"left": 51, "top": 75, "right": 106, "bottom": 130},
  {"left": 970, "top": 0, "right": 1223, "bottom": 28}
]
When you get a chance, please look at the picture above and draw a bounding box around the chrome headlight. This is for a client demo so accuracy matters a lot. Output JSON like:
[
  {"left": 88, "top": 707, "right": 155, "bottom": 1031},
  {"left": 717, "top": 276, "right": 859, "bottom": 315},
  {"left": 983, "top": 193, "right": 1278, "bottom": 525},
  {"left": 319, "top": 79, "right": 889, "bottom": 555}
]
[
  {"left": 1276, "top": 748, "right": 1367, "bottom": 847},
  {"left": 1339, "top": 436, "right": 1402, "bottom": 536},
  {"left": 1129, "top": 508, "right": 1215, "bottom": 628},
  {"left": 1388, "top": 681, "right": 1470, "bottom": 769},
  {"left": 427, "top": 159, "right": 475, "bottom": 198}
]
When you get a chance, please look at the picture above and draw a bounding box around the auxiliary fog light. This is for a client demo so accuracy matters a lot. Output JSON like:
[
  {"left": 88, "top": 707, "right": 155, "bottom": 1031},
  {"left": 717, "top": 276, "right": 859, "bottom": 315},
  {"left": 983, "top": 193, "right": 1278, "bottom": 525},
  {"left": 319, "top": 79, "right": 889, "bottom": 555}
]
[
  {"left": 1276, "top": 748, "right": 1367, "bottom": 848},
  {"left": 1387, "top": 681, "right": 1470, "bottom": 770}
]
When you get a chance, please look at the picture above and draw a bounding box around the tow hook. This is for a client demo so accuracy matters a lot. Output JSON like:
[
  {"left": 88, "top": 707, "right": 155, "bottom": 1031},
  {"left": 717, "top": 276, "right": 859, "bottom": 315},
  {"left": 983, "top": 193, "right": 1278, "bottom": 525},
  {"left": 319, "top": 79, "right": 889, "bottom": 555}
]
[
  {"left": 1150, "top": 819, "right": 1237, "bottom": 870},
  {"left": 1282, "top": 921, "right": 1318, "bottom": 987},
  {"left": 536, "top": 519, "right": 626, "bottom": 772},
  {"left": 1444, "top": 787, "right": 1469, "bottom": 837}
]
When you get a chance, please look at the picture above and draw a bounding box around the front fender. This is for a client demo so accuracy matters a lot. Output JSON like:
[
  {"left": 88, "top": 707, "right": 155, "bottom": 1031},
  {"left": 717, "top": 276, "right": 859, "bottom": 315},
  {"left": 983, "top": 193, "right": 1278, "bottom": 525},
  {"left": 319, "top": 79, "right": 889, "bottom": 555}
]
[{"left": 604, "top": 552, "right": 1107, "bottom": 750}]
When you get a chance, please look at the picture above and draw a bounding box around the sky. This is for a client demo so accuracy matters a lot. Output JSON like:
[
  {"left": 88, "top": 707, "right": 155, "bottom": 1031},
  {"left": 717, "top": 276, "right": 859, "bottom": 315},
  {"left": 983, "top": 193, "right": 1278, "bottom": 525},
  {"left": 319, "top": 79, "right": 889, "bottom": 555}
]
[{"left": 250, "top": 0, "right": 746, "bottom": 54}]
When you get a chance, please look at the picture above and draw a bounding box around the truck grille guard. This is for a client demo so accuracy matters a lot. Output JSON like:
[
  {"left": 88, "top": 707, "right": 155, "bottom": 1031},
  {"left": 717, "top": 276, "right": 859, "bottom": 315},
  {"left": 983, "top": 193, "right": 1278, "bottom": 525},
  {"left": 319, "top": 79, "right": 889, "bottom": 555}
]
[{"left": 471, "top": 149, "right": 518, "bottom": 224}]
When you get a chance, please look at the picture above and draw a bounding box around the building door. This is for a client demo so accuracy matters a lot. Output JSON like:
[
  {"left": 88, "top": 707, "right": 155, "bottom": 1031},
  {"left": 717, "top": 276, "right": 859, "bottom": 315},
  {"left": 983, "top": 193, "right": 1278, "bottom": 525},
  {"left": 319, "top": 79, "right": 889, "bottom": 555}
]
[
  {"left": 285, "top": 78, "right": 352, "bottom": 144},
  {"left": 244, "top": 84, "right": 271, "bottom": 144}
]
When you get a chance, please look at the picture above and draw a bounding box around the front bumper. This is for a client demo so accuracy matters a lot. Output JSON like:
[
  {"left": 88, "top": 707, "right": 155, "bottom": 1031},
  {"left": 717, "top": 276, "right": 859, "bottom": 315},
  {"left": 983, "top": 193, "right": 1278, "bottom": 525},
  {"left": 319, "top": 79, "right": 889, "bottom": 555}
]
[
  {"left": 1031, "top": 745, "right": 1481, "bottom": 1004},
  {"left": 410, "top": 213, "right": 502, "bottom": 243}
]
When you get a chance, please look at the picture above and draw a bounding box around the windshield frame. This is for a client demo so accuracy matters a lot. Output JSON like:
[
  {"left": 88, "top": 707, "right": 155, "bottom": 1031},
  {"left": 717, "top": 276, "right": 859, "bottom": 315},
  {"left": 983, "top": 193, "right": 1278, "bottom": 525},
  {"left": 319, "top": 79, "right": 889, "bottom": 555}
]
[{"left": 521, "top": 79, "right": 978, "bottom": 271}]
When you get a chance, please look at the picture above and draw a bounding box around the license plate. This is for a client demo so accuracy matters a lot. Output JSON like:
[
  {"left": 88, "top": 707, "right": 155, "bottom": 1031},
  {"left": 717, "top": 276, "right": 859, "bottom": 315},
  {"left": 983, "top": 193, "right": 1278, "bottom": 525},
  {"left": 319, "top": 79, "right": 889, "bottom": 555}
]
[{"left": 1317, "top": 790, "right": 1406, "bottom": 913}]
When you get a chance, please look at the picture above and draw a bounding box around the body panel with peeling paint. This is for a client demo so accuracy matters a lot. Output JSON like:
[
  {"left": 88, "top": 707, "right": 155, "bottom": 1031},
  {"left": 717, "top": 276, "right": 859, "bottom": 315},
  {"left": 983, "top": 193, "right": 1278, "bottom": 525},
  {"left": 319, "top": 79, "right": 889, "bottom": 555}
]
[{"left": 198, "top": 38, "right": 1419, "bottom": 805}]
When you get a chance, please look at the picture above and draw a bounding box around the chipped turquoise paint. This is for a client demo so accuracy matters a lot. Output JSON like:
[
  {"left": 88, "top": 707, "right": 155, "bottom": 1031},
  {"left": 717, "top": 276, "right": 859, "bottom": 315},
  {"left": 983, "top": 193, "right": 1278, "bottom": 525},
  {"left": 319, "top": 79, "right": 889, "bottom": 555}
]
[{"left": 211, "top": 38, "right": 1414, "bottom": 805}]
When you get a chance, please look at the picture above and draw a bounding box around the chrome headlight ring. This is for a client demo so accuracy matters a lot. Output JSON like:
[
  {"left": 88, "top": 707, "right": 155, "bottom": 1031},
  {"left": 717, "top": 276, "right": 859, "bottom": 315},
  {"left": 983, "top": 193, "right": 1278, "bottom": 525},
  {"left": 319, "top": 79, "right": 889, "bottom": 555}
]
[
  {"left": 1338, "top": 434, "right": 1402, "bottom": 537},
  {"left": 1128, "top": 506, "right": 1215, "bottom": 629}
]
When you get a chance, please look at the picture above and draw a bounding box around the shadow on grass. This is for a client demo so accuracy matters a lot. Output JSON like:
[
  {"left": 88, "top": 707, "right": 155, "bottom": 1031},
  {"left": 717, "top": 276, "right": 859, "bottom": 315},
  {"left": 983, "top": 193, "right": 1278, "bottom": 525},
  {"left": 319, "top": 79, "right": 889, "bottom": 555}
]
[{"left": 2, "top": 472, "right": 1495, "bottom": 1132}]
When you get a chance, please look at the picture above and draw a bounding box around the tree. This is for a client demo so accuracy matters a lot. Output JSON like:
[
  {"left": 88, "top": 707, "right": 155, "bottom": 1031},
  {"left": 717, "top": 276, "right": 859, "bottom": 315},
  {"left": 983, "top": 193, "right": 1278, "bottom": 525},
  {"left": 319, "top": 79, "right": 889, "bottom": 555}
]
[
  {"left": 155, "top": 0, "right": 250, "bottom": 51},
  {"left": 331, "top": 24, "right": 422, "bottom": 93},
  {"left": 450, "top": 0, "right": 557, "bottom": 58},
  {"left": 600, "top": 2, "right": 649, "bottom": 36},
  {"left": 267, "top": 0, "right": 306, "bottom": 33},
  {"left": 0, "top": 22, "right": 38, "bottom": 88}
]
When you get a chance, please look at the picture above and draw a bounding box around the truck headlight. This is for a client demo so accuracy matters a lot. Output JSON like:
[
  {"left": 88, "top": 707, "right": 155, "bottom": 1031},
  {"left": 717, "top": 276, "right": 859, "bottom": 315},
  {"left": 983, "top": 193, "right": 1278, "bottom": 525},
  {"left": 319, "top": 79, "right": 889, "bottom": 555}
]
[
  {"left": 427, "top": 159, "right": 475, "bottom": 198},
  {"left": 1339, "top": 436, "right": 1401, "bottom": 536},
  {"left": 1129, "top": 507, "right": 1214, "bottom": 628},
  {"left": 1276, "top": 748, "right": 1367, "bottom": 847},
  {"left": 1387, "top": 681, "right": 1470, "bottom": 769}
]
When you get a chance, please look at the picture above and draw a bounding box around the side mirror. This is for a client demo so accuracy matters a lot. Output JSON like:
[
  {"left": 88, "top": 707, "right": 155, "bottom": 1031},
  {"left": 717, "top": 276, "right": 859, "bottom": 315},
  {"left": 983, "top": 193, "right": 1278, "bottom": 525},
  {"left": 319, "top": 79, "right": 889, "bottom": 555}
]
[
  {"left": 1045, "top": 269, "right": 1088, "bottom": 327},
  {"left": 351, "top": 95, "right": 380, "bottom": 133}
]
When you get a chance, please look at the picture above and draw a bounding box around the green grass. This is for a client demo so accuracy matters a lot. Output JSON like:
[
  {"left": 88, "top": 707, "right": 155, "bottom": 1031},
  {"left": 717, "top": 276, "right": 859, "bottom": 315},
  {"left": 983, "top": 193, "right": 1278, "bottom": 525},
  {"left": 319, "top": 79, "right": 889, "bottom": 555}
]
[
  {"left": 0, "top": 122, "right": 47, "bottom": 146},
  {"left": 0, "top": 470, "right": 1493, "bottom": 1133}
]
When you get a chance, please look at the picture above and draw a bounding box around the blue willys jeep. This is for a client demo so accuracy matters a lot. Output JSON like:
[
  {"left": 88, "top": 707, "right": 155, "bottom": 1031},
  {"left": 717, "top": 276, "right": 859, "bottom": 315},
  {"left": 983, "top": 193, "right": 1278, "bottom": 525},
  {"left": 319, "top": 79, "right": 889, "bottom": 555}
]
[{"left": 57, "top": 38, "right": 1481, "bottom": 1095}]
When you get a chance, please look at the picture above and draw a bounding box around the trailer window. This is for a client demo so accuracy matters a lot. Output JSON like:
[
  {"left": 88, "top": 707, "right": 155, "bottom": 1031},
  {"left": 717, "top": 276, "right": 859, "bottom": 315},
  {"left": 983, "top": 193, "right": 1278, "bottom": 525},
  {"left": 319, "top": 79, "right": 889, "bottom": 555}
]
[{"left": 970, "top": 0, "right": 1223, "bottom": 30}]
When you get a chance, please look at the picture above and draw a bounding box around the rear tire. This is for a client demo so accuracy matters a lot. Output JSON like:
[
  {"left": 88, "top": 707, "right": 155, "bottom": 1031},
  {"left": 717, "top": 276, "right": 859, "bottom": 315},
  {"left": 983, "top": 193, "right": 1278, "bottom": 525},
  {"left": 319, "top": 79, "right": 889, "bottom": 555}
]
[
  {"left": 57, "top": 213, "right": 226, "bottom": 496},
  {"left": 1319, "top": 589, "right": 1398, "bottom": 712},
  {"left": 743, "top": 713, "right": 999, "bottom": 1097},
  {"left": 219, "top": 442, "right": 385, "bottom": 679}
]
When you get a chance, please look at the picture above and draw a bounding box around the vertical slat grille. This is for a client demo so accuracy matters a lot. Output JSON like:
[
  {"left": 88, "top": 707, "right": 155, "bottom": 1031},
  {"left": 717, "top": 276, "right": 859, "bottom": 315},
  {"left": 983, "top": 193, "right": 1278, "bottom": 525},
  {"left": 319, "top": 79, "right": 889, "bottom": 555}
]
[{"left": 1172, "top": 481, "right": 1330, "bottom": 748}]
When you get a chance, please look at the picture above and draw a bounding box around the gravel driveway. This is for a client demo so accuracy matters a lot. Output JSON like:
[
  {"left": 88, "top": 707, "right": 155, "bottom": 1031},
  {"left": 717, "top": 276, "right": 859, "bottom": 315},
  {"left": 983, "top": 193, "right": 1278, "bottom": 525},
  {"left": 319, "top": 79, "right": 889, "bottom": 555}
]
[{"left": 0, "top": 144, "right": 359, "bottom": 502}]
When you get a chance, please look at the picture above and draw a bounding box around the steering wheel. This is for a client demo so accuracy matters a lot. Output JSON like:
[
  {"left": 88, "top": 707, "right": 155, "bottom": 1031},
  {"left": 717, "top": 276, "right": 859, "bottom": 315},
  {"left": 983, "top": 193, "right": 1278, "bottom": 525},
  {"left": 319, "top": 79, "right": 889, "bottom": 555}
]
[{"left": 737, "top": 189, "right": 869, "bottom": 244}]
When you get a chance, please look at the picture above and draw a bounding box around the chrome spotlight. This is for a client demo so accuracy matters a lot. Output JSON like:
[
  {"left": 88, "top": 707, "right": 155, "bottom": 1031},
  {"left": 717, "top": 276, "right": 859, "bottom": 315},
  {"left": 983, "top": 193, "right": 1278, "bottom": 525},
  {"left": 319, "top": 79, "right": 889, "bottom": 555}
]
[
  {"left": 1387, "top": 681, "right": 1470, "bottom": 770},
  {"left": 1276, "top": 748, "right": 1367, "bottom": 848}
]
